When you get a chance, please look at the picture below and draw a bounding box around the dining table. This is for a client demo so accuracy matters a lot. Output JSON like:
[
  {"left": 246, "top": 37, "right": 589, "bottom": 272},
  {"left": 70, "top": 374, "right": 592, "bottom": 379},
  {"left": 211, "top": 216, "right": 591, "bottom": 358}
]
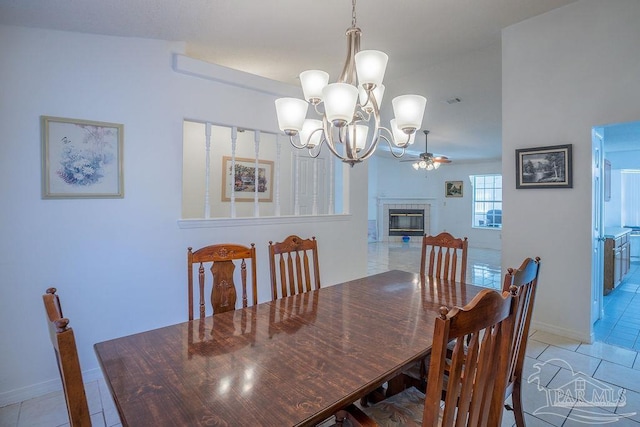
[{"left": 94, "top": 269, "right": 486, "bottom": 426}]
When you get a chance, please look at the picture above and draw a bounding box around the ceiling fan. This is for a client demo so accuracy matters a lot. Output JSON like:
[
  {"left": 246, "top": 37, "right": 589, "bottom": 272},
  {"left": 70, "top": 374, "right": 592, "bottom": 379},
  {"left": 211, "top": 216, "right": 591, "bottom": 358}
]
[{"left": 401, "top": 130, "right": 452, "bottom": 170}]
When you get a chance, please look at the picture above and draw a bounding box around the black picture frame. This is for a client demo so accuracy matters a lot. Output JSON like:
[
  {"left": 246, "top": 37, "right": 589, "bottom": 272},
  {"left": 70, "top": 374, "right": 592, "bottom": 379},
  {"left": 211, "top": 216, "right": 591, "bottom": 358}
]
[{"left": 515, "top": 144, "right": 572, "bottom": 189}]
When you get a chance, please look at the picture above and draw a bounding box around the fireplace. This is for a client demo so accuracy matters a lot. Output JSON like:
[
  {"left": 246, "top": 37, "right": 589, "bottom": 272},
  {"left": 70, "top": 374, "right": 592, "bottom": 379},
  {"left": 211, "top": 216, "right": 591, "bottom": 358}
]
[
  {"left": 377, "top": 198, "right": 431, "bottom": 242},
  {"left": 388, "top": 209, "right": 425, "bottom": 236}
]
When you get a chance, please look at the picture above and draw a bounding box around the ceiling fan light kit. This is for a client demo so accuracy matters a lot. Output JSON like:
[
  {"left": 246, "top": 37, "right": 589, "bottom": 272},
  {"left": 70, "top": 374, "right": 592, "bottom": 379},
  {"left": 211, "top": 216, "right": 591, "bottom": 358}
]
[
  {"left": 274, "top": 0, "right": 426, "bottom": 167},
  {"left": 404, "top": 130, "right": 452, "bottom": 171}
]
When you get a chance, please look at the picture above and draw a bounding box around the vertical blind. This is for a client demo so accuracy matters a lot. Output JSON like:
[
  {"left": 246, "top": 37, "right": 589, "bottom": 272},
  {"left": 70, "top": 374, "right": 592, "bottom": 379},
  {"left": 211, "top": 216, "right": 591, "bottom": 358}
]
[{"left": 621, "top": 170, "right": 640, "bottom": 227}]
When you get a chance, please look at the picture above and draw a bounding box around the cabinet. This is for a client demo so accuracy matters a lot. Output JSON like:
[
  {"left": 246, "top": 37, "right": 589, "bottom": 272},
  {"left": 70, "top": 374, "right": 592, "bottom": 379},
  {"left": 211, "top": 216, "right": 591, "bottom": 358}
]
[{"left": 604, "top": 229, "right": 631, "bottom": 294}]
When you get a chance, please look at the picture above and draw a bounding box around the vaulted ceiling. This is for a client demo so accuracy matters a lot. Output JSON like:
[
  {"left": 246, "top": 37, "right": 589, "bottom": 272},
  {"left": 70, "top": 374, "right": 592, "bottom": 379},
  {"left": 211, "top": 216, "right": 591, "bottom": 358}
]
[{"left": 12, "top": 0, "right": 630, "bottom": 161}]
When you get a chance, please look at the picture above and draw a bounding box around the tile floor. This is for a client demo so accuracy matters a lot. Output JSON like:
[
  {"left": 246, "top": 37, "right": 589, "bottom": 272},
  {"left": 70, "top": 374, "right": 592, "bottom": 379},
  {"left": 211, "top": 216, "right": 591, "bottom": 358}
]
[
  {"left": 367, "top": 240, "right": 503, "bottom": 289},
  {"left": 2, "top": 244, "right": 639, "bottom": 426},
  {"left": 595, "top": 259, "right": 640, "bottom": 352}
]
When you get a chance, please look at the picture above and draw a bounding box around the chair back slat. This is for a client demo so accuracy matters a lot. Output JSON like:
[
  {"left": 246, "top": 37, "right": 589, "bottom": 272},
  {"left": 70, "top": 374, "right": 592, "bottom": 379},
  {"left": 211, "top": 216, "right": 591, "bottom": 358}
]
[
  {"left": 187, "top": 243, "right": 257, "bottom": 320},
  {"left": 42, "top": 288, "right": 91, "bottom": 427},
  {"left": 287, "top": 253, "right": 296, "bottom": 295},
  {"left": 303, "top": 251, "right": 312, "bottom": 292},
  {"left": 421, "top": 232, "right": 468, "bottom": 283},
  {"left": 295, "top": 251, "right": 304, "bottom": 293},
  {"left": 278, "top": 256, "right": 288, "bottom": 295},
  {"left": 269, "top": 235, "right": 321, "bottom": 301}
]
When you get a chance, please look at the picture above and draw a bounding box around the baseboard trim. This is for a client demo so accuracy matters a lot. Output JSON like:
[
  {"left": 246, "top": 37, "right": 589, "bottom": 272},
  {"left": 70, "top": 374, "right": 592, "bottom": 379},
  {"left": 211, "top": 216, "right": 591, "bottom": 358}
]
[
  {"left": 0, "top": 368, "right": 103, "bottom": 408},
  {"left": 532, "top": 320, "right": 592, "bottom": 343}
]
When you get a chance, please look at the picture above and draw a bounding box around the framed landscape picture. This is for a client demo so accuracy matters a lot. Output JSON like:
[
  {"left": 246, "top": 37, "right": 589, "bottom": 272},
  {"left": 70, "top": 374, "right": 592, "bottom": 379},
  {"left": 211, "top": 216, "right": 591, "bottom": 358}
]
[
  {"left": 222, "top": 156, "right": 273, "bottom": 202},
  {"left": 445, "top": 181, "right": 463, "bottom": 197},
  {"left": 515, "top": 144, "right": 572, "bottom": 189},
  {"left": 41, "top": 116, "right": 124, "bottom": 199}
]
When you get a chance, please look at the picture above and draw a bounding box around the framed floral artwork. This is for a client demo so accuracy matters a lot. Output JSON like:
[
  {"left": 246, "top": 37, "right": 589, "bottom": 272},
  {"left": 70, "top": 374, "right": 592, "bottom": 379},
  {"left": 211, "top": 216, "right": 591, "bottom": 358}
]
[
  {"left": 221, "top": 156, "right": 273, "bottom": 202},
  {"left": 41, "top": 116, "right": 124, "bottom": 198}
]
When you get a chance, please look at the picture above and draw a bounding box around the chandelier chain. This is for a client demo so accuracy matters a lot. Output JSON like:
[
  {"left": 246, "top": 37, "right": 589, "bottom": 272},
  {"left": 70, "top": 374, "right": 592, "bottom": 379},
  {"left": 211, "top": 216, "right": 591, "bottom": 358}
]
[{"left": 352, "top": 0, "right": 357, "bottom": 28}]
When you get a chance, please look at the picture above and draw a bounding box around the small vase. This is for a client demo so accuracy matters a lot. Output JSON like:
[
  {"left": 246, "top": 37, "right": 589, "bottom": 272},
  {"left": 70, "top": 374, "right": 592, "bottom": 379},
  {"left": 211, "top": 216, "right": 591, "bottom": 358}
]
[{"left": 402, "top": 236, "right": 410, "bottom": 243}]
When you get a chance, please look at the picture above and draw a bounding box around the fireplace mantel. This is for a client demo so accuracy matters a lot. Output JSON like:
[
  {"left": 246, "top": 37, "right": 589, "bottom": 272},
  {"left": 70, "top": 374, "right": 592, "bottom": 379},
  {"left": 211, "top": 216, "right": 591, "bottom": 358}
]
[{"left": 377, "top": 197, "right": 436, "bottom": 203}]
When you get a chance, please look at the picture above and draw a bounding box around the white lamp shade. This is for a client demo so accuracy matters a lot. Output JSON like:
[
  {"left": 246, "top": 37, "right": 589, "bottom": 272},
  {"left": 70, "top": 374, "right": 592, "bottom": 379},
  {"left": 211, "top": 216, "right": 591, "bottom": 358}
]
[
  {"left": 322, "top": 83, "right": 358, "bottom": 125},
  {"left": 412, "top": 162, "right": 420, "bottom": 170},
  {"left": 390, "top": 118, "right": 415, "bottom": 146},
  {"left": 359, "top": 84, "right": 385, "bottom": 112},
  {"left": 347, "top": 124, "right": 369, "bottom": 151},
  {"left": 392, "top": 95, "right": 427, "bottom": 131},
  {"left": 299, "top": 70, "right": 329, "bottom": 102},
  {"left": 355, "top": 50, "right": 388, "bottom": 87},
  {"left": 275, "top": 98, "right": 308, "bottom": 133},
  {"left": 300, "top": 119, "right": 323, "bottom": 148}
]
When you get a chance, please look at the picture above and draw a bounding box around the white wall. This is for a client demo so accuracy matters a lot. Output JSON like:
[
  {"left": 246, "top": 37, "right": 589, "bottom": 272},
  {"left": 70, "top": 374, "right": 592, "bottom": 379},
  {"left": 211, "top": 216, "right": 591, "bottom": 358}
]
[
  {"left": 0, "top": 25, "right": 369, "bottom": 404},
  {"left": 369, "top": 155, "right": 502, "bottom": 250},
  {"left": 502, "top": 0, "right": 640, "bottom": 341}
]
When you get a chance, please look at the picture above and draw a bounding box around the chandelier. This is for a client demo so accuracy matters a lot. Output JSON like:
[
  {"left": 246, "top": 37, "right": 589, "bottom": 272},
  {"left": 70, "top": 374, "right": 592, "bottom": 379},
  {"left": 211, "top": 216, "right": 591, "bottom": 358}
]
[{"left": 274, "top": 0, "right": 426, "bottom": 167}]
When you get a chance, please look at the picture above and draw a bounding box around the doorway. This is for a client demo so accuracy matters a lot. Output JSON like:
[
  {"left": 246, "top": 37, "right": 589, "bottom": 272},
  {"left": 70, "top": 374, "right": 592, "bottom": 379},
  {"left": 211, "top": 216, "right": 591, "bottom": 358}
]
[{"left": 592, "top": 120, "right": 640, "bottom": 352}]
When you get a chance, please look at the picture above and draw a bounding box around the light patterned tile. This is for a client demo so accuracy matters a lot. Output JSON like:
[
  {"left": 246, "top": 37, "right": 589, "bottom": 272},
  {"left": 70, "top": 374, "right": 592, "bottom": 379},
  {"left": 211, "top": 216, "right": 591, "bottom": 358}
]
[
  {"left": 537, "top": 345, "right": 601, "bottom": 377},
  {"left": 57, "top": 412, "right": 105, "bottom": 427},
  {"left": 547, "top": 367, "right": 619, "bottom": 412},
  {"left": 563, "top": 406, "right": 639, "bottom": 426},
  {"left": 618, "top": 389, "right": 640, "bottom": 423},
  {"left": 526, "top": 339, "right": 549, "bottom": 359},
  {"left": 85, "top": 380, "right": 103, "bottom": 415},
  {"left": 594, "top": 361, "right": 640, "bottom": 393},
  {"left": 576, "top": 341, "right": 637, "bottom": 368},
  {"left": 529, "top": 331, "right": 581, "bottom": 351},
  {"left": 90, "top": 413, "right": 106, "bottom": 427},
  {"left": 98, "top": 379, "right": 121, "bottom": 427},
  {"left": 500, "top": 405, "right": 515, "bottom": 427},
  {"left": 523, "top": 412, "right": 557, "bottom": 426},
  {"left": 17, "top": 391, "right": 69, "bottom": 427},
  {"left": 522, "top": 356, "right": 560, "bottom": 388},
  {"left": 519, "top": 382, "right": 572, "bottom": 426},
  {"left": 605, "top": 336, "right": 636, "bottom": 348},
  {"left": 0, "top": 403, "right": 20, "bottom": 427}
]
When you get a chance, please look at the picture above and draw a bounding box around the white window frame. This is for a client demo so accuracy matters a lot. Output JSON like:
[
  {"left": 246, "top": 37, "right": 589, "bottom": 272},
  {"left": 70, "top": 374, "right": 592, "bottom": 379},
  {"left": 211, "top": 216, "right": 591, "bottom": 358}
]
[{"left": 471, "top": 174, "right": 502, "bottom": 230}]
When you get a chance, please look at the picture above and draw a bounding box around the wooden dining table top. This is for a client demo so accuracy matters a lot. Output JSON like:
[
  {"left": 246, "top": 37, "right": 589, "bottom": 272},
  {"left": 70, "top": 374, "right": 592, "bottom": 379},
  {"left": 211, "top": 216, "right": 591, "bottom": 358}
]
[{"left": 94, "top": 270, "right": 486, "bottom": 427}]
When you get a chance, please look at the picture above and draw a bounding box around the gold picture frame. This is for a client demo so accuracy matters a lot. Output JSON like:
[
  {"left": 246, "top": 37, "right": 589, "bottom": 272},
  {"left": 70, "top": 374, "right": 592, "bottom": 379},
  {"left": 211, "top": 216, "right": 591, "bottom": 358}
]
[
  {"left": 41, "top": 116, "right": 124, "bottom": 199},
  {"left": 221, "top": 156, "right": 273, "bottom": 202}
]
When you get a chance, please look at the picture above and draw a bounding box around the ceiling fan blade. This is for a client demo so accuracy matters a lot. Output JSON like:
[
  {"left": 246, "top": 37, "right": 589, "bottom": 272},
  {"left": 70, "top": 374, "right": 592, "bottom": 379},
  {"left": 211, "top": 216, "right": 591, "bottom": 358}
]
[{"left": 433, "top": 156, "right": 452, "bottom": 163}]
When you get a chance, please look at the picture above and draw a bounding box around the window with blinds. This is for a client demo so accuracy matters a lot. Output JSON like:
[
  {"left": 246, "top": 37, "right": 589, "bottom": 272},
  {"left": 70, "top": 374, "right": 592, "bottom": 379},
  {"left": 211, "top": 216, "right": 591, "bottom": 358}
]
[{"left": 621, "top": 170, "right": 640, "bottom": 228}]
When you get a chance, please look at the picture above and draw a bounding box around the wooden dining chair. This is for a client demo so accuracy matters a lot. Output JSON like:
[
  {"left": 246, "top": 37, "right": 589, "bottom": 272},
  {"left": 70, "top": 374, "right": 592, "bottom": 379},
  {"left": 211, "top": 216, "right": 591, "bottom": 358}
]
[
  {"left": 336, "top": 287, "right": 518, "bottom": 427},
  {"left": 502, "top": 257, "right": 541, "bottom": 427},
  {"left": 187, "top": 243, "right": 257, "bottom": 320},
  {"left": 420, "top": 232, "right": 468, "bottom": 283},
  {"left": 268, "top": 235, "right": 320, "bottom": 301},
  {"left": 42, "top": 288, "right": 92, "bottom": 427},
  {"left": 384, "top": 232, "right": 467, "bottom": 399}
]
